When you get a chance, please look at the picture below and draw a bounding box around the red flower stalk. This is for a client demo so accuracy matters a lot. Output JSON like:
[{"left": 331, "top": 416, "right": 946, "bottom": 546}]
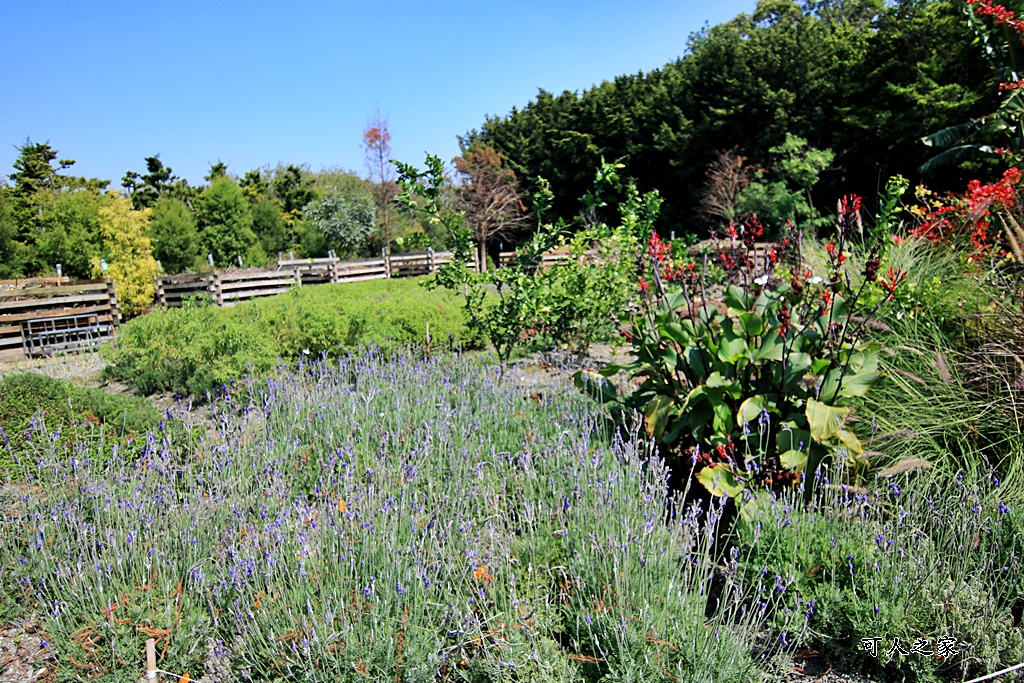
[
  {"left": 647, "top": 232, "right": 672, "bottom": 264},
  {"left": 878, "top": 267, "right": 907, "bottom": 301}
]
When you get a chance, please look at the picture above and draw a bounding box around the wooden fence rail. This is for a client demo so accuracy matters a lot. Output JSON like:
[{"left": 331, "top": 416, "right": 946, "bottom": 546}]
[
  {"left": 155, "top": 250, "right": 480, "bottom": 309},
  {"left": 0, "top": 278, "right": 120, "bottom": 362}
]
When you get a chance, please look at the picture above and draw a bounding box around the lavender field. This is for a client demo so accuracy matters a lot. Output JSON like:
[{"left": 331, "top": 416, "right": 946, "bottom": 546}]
[{"left": 1, "top": 352, "right": 1021, "bottom": 682}]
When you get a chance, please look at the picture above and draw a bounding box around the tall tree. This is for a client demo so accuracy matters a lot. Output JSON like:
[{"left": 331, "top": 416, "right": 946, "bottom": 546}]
[
  {"left": 469, "top": 0, "right": 994, "bottom": 233},
  {"left": 453, "top": 145, "right": 527, "bottom": 271},
  {"left": 363, "top": 108, "right": 398, "bottom": 252},
  {"left": 38, "top": 190, "right": 106, "bottom": 278},
  {"left": 122, "top": 156, "right": 196, "bottom": 211},
  {"left": 304, "top": 193, "right": 376, "bottom": 257}
]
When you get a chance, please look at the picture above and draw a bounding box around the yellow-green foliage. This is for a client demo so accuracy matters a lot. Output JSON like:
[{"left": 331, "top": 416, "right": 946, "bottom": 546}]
[
  {"left": 91, "top": 194, "right": 158, "bottom": 316},
  {"left": 103, "top": 277, "right": 478, "bottom": 397}
]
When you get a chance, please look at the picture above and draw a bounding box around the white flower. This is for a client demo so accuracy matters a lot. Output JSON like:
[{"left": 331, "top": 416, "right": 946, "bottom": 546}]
[{"left": 808, "top": 276, "right": 824, "bottom": 285}]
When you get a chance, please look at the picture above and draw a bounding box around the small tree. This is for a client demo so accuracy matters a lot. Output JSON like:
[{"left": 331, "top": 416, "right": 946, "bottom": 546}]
[
  {"left": 304, "top": 193, "right": 376, "bottom": 257},
  {"left": 201, "top": 177, "right": 259, "bottom": 267},
  {"left": 363, "top": 108, "right": 399, "bottom": 252},
  {"left": 453, "top": 145, "right": 527, "bottom": 271},
  {"left": 92, "top": 195, "right": 158, "bottom": 317},
  {"left": 149, "top": 196, "right": 201, "bottom": 274},
  {"left": 699, "top": 149, "right": 752, "bottom": 228}
]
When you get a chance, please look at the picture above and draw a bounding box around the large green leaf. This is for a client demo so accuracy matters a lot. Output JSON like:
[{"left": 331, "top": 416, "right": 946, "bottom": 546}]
[
  {"left": 737, "top": 394, "right": 771, "bottom": 427},
  {"left": 776, "top": 425, "right": 810, "bottom": 454},
  {"left": 697, "top": 465, "right": 745, "bottom": 499},
  {"left": 718, "top": 334, "right": 748, "bottom": 363},
  {"left": 739, "top": 311, "right": 765, "bottom": 337},
  {"left": 644, "top": 394, "right": 673, "bottom": 440},
  {"left": 706, "top": 372, "right": 741, "bottom": 399},
  {"left": 724, "top": 285, "right": 752, "bottom": 311},
  {"left": 711, "top": 395, "right": 733, "bottom": 434},
  {"left": 753, "top": 333, "right": 783, "bottom": 362},
  {"left": 806, "top": 398, "right": 849, "bottom": 442},
  {"left": 779, "top": 449, "right": 808, "bottom": 471},
  {"left": 661, "top": 322, "right": 690, "bottom": 347},
  {"left": 836, "top": 428, "right": 864, "bottom": 457}
]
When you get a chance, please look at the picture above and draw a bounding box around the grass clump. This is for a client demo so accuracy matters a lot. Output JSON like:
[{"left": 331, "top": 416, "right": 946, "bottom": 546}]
[
  {"left": 102, "top": 276, "right": 477, "bottom": 398},
  {"left": 0, "top": 373, "right": 165, "bottom": 476}
]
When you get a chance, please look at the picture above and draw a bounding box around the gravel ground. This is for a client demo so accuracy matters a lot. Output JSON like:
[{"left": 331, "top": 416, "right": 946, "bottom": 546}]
[{"left": 0, "top": 350, "right": 109, "bottom": 384}]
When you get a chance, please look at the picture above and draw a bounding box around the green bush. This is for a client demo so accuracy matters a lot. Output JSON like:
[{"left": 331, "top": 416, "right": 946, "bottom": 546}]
[
  {"left": 0, "top": 373, "right": 164, "bottom": 476},
  {"left": 102, "top": 277, "right": 477, "bottom": 398}
]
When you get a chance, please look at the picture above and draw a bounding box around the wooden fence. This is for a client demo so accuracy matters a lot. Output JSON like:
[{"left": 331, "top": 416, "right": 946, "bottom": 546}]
[
  {"left": 156, "top": 269, "right": 302, "bottom": 308},
  {"left": 497, "top": 249, "right": 601, "bottom": 270},
  {"left": 154, "top": 250, "right": 479, "bottom": 309},
  {"left": 0, "top": 278, "right": 120, "bottom": 362}
]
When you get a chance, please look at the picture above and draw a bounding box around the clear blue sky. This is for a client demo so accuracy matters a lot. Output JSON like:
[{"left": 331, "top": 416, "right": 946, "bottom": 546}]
[{"left": 1, "top": 0, "right": 757, "bottom": 189}]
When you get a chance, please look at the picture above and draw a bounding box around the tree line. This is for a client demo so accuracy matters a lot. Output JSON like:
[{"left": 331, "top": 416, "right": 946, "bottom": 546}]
[{"left": 463, "top": 0, "right": 1000, "bottom": 236}]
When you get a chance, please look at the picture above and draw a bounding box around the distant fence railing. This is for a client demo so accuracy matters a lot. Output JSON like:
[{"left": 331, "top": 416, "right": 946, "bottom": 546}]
[
  {"left": 497, "top": 248, "right": 601, "bottom": 270},
  {"left": 154, "top": 250, "right": 479, "bottom": 309},
  {"left": 0, "top": 278, "right": 120, "bottom": 362},
  {"left": 156, "top": 269, "right": 301, "bottom": 308}
]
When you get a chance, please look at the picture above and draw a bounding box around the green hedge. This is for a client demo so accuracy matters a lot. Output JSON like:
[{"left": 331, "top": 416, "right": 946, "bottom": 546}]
[{"left": 103, "top": 277, "right": 477, "bottom": 397}]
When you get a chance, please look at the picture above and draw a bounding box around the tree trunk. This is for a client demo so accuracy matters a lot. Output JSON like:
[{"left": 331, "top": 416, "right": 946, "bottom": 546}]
[{"left": 478, "top": 239, "right": 487, "bottom": 273}]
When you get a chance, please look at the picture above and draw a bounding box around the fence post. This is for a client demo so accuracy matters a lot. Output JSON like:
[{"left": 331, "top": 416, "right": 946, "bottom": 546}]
[
  {"left": 427, "top": 247, "right": 434, "bottom": 274},
  {"left": 156, "top": 276, "right": 166, "bottom": 307},
  {"left": 210, "top": 272, "right": 224, "bottom": 307},
  {"left": 106, "top": 278, "right": 122, "bottom": 326},
  {"left": 145, "top": 638, "right": 157, "bottom": 682},
  {"left": 382, "top": 247, "right": 391, "bottom": 278}
]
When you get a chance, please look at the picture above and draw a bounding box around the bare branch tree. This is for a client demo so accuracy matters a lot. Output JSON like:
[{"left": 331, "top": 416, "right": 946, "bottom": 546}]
[
  {"left": 699, "top": 149, "right": 752, "bottom": 227},
  {"left": 453, "top": 145, "right": 527, "bottom": 272},
  {"left": 363, "top": 107, "right": 398, "bottom": 253}
]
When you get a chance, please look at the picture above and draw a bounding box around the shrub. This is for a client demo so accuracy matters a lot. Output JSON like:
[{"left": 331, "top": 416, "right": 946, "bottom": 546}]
[
  {"left": 396, "top": 156, "right": 656, "bottom": 366},
  {"left": 577, "top": 198, "right": 903, "bottom": 504},
  {"left": 0, "top": 373, "right": 165, "bottom": 476},
  {"left": 102, "top": 277, "right": 476, "bottom": 398}
]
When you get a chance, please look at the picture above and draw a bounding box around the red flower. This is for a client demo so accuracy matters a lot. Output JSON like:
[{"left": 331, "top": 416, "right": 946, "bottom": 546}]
[
  {"left": 647, "top": 232, "right": 672, "bottom": 264},
  {"left": 638, "top": 278, "right": 650, "bottom": 294}
]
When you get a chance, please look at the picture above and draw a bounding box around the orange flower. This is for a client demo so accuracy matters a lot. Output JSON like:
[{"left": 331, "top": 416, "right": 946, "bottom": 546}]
[
  {"left": 338, "top": 499, "right": 346, "bottom": 514},
  {"left": 473, "top": 564, "right": 493, "bottom": 584}
]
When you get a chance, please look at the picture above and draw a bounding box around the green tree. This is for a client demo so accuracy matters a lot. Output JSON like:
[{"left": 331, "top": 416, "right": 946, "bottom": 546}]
[
  {"left": 149, "top": 196, "right": 201, "bottom": 274},
  {"left": 304, "top": 193, "right": 375, "bottom": 257},
  {"left": 469, "top": 0, "right": 993, "bottom": 232},
  {"left": 122, "top": 156, "right": 196, "bottom": 211},
  {"left": 0, "top": 188, "right": 25, "bottom": 279},
  {"left": 38, "top": 190, "right": 106, "bottom": 278},
  {"left": 737, "top": 134, "right": 835, "bottom": 233},
  {"left": 200, "top": 177, "right": 259, "bottom": 267},
  {"left": 251, "top": 197, "right": 288, "bottom": 259}
]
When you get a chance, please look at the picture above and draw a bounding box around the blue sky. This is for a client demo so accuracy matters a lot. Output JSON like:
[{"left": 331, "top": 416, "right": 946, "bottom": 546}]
[{"left": 1, "top": 0, "right": 757, "bottom": 189}]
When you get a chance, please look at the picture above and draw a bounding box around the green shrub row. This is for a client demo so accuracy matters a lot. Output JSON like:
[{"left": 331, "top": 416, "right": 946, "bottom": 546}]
[{"left": 102, "top": 277, "right": 477, "bottom": 397}]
